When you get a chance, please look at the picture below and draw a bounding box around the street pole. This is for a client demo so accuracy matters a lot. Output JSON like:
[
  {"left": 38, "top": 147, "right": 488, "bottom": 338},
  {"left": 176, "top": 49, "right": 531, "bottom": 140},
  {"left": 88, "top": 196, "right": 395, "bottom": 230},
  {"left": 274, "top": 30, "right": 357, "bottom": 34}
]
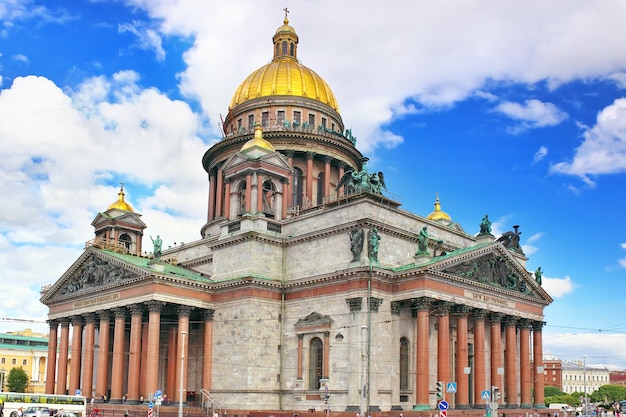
[
  {"left": 583, "top": 356, "right": 587, "bottom": 415},
  {"left": 179, "top": 331, "right": 187, "bottom": 417},
  {"left": 360, "top": 325, "right": 367, "bottom": 417}
]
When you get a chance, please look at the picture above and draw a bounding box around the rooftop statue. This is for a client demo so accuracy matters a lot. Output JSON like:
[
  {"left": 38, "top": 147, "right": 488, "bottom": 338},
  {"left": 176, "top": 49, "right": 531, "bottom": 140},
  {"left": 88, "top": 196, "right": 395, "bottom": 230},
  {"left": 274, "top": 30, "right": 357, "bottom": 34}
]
[
  {"left": 151, "top": 235, "right": 163, "bottom": 261},
  {"left": 478, "top": 214, "right": 493, "bottom": 236},
  {"left": 497, "top": 225, "right": 523, "bottom": 254},
  {"left": 336, "top": 157, "right": 386, "bottom": 196}
]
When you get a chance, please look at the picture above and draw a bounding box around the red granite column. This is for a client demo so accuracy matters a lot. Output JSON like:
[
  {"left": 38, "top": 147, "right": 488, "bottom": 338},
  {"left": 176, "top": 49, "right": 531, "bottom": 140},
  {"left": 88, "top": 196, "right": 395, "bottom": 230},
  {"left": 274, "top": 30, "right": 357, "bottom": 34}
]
[
  {"left": 224, "top": 181, "right": 231, "bottom": 220},
  {"left": 489, "top": 313, "right": 503, "bottom": 405},
  {"left": 337, "top": 163, "right": 346, "bottom": 197},
  {"left": 519, "top": 319, "right": 532, "bottom": 407},
  {"left": 285, "top": 150, "right": 294, "bottom": 209},
  {"left": 45, "top": 320, "right": 59, "bottom": 394},
  {"left": 305, "top": 152, "right": 314, "bottom": 205},
  {"left": 245, "top": 174, "right": 252, "bottom": 213},
  {"left": 208, "top": 170, "right": 216, "bottom": 222},
  {"left": 297, "top": 334, "right": 304, "bottom": 380},
  {"left": 414, "top": 297, "right": 432, "bottom": 408},
  {"left": 57, "top": 320, "right": 70, "bottom": 395},
  {"left": 69, "top": 316, "right": 83, "bottom": 395},
  {"left": 256, "top": 173, "right": 263, "bottom": 214},
  {"left": 323, "top": 156, "right": 331, "bottom": 201},
  {"left": 144, "top": 301, "right": 164, "bottom": 400},
  {"left": 82, "top": 314, "right": 97, "bottom": 399},
  {"left": 437, "top": 302, "right": 452, "bottom": 397},
  {"left": 323, "top": 331, "right": 330, "bottom": 378},
  {"left": 167, "top": 327, "right": 177, "bottom": 398},
  {"left": 176, "top": 306, "right": 193, "bottom": 404},
  {"left": 202, "top": 310, "right": 215, "bottom": 390},
  {"left": 215, "top": 166, "right": 224, "bottom": 218},
  {"left": 96, "top": 311, "right": 111, "bottom": 400},
  {"left": 471, "top": 310, "right": 487, "bottom": 408},
  {"left": 455, "top": 306, "right": 470, "bottom": 408},
  {"left": 504, "top": 315, "right": 518, "bottom": 407},
  {"left": 532, "top": 321, "right": 545, "bottom": 407},
  {"left": 127, "top": 305, "right": 143, "bottom": 404},
  {"left": 110, "top": 307, "right": 127, "bottom": 403}
]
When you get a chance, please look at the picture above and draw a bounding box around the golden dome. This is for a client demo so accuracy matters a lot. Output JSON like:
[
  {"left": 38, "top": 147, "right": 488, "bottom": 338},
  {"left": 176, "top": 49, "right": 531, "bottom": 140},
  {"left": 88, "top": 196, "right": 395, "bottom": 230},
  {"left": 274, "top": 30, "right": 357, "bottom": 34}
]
[
  {"left": 107, "top": 184, "right": 134, "bottom": 212},
  {"left": 229, "top": 15, "right": 340, "bottom": 112},
  {"left": 427, "top": 194, "right": 451, "bottom": 222},
  {"left": 241, "top": 124, "right": 275, "bottom": 153}
]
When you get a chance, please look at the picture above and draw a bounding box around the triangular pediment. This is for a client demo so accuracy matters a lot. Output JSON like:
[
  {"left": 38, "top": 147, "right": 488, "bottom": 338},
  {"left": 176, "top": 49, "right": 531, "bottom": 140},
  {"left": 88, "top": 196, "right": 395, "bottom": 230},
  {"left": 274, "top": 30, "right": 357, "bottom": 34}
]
[
  {"left": 91, "top": 211, "right": 146, "bottom": 227},
  {"left": 41, "top": 247, "right": 146, "bottom": 304},
  {"left": 432, "top": 243, "right": 552, "bottom": 303},
  {"left": 222, "top": 150, "right": 292, "bottom": 174}
]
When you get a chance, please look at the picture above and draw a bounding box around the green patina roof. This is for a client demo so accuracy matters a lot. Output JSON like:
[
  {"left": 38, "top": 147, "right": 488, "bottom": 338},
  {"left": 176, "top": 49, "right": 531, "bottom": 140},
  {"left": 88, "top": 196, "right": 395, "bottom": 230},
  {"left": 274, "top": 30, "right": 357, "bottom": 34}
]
[
  {"left": 391, "top": 241, "right": 494, "bottom": 272},
  {"left": 100, "top": 249, "right": 213, "bottom": 283}
]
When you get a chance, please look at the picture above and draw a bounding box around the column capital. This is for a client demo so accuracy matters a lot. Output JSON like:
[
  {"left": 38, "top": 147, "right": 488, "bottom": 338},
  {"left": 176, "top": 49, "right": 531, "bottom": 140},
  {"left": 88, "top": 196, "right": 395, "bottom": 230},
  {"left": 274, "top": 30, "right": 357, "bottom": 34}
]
[
  {"left": 306, "top": 151, "right": 315, "bottom": 160},
  {"left": 517, "top": 318, "right": 532, "bottom": 329},
  {"left": 83, "top": 313, "right": 98, "bottom": 324},
  {"left": 47, "top": 319, "right": 60, "bottom": 328},
  {"left": 145, "top": 300, "right": 166, "bottom": 313},
  {"left": 177, "top": 304, "right": 194, "bottom": 318},
  {"left": 112, "top": 307, "right": 127, "bottom": 319},
  {"left": 488, "top": 312, "right": 504, "bottom": 324},
  {"left": 345, "top": 297, "right": 362, "bottom": 312},
  {"left": 532, "top": 320, "right": 546, "bottom": 331},
  {"left": 411, "top": 297, "right": 433, "bottom": 316},
  {"left": 129, "top": 304, "right": 143, "bottom": 316},
  {"left": 471, "top": 308, "right": 488, "bottom": 320},
  {"left": 59, "top": 319, "right": 71, "bottom": 328},
  {"left": 503, "top": 315, "right": 518, "bottom": 327},
  {"left": 369, "top": 297, "right": 383, "bottom": 312},
  {"left": 285, "top": 150, "right": 295, "bottom": 158},
  {"left": 98, "top": 310, "right": 112, "bottom": 321},
  {"left": 203, "top": 309, "right": 215, "bottom": 322},
  {"left": 323, "top": 155, "right": 332, "bottom": 163},
  {"left": 434, "top": 300, "right": 454, "bottom": 315},
  {"left": 70, "top": 315, "right": 84, "bottom": 326},
  {"left": 390, "top": 301, "right": 401, "bottom": 315},
  {"left": 452, "top": 304, "right": 471, "bottom": 316}
]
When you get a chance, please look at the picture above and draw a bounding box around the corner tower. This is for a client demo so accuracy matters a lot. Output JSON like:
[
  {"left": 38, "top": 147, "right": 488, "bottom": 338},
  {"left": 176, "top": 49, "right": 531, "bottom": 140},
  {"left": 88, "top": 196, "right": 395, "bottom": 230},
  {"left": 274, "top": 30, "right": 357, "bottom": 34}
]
[{"left": 201, "top": 11, "right": 364, "bottom": 235}]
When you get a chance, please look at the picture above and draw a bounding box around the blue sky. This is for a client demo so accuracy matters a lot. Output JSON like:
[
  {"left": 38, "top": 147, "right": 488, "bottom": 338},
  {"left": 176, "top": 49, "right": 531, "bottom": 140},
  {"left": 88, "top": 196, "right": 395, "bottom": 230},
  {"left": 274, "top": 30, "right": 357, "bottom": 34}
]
[{"left": 1, "top": 0, "right": 626, "bottom": 370}]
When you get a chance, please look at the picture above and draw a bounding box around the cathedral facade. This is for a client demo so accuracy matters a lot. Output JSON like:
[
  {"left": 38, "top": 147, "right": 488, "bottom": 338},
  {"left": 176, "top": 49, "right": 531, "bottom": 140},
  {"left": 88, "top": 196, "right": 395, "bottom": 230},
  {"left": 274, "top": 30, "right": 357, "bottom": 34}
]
[{"left": 42, "top": 14, "right": 552, "bottom": 414}]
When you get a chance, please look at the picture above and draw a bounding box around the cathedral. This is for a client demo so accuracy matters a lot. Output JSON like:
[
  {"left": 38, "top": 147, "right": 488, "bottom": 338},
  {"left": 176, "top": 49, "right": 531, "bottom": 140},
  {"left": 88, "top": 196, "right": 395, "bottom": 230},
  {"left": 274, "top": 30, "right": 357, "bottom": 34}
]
[{"left": 41, "top": 12, "right": 552, "bottom": 415}]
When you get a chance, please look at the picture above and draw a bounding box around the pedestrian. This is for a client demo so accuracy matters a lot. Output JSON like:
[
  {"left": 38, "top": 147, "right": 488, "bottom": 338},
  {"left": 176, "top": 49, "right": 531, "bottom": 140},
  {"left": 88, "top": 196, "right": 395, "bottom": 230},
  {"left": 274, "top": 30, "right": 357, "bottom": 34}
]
[
  {"left": 123, "top": 409, "right": 129, "bottom": 417},
  {"left": 18, "top": 408, "right": 24, "bottom": 417}
]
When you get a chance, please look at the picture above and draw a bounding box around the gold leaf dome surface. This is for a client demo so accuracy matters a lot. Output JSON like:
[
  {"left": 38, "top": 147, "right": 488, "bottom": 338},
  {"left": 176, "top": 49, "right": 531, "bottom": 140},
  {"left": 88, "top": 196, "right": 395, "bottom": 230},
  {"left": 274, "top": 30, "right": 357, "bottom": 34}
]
[
  {"left": 427, "top": 194, "right": 451, "bottom": 222},
  {"left": 107, "top": 186, "right": 134, "bottom": 212},
  {"left": 229, "top": 16, "right": 339, "bottom": 112}
]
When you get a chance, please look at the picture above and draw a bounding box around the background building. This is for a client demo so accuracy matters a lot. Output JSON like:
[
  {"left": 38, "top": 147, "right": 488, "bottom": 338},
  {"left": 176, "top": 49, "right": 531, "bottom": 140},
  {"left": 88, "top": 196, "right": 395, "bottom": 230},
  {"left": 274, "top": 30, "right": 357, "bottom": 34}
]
[
  {"left": 561, "top": 360, "right": 609, "bottom": 395},
  {"left": 41, "top": 14, "right": 552, "bottom": 413},
  {"left": 0, "top": 329, "right": 49, "bottom": 393},
  {"left": 543, "top": 358, "right": 564, "bottom": 391}
]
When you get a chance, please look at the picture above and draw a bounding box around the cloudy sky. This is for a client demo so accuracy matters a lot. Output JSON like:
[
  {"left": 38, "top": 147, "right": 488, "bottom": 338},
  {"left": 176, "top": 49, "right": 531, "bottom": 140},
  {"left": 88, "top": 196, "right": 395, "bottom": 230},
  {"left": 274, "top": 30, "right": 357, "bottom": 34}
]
[{"left": 1, "top": 0, "right": 626, "bottom": 370}]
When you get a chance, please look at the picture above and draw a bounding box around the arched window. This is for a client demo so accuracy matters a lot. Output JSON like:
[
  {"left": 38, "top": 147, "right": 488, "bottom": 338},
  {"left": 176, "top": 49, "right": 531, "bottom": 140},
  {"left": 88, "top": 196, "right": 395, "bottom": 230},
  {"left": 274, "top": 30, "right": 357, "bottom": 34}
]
[
  {"left": 292, "top": 167, "right": 303, "bottom": 209},
  {"left": 400, "top": 337, "right": 409, "bottom": 390},
  {"left": 275, "top": 43, "right": 279, "bottom": 57},
  {"left": 118, "top": 233, "right": 132, "bottom": 251},
  {"left": 316, "top": 172, "right": 324, "bottom": 205},
  {"left": 290, "top": 42, "right": 295, "bottom": 56},
  {"left": 309, "top": 337, "right": 323, "bottom": 389},
  {"left": 238, "top": 181, "right": 247, "bottom": 215},
  {"left": 262, "top": 180, "right": 276, "bottom": 217},
  {"left": 282, "top": 41, "right": 288, "bottom": 56}
]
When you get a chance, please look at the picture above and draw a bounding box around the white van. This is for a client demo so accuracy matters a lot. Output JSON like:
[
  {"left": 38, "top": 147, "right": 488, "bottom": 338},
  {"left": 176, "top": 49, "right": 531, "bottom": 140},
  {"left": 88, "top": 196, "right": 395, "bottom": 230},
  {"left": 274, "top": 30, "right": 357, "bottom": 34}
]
[{"left": 549, "top": 404, "right": 574, "bottom": 412}]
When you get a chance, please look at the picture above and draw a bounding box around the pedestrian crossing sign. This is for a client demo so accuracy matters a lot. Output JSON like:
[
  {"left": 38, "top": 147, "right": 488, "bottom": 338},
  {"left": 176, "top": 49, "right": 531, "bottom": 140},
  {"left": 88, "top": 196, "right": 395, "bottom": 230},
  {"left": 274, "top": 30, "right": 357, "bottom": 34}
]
[
  {"left": 481, "top": 390, "right": 491, "bottom": 400},
  {"left": 446, "top": 382, "right": 457, "bottom": 393}
]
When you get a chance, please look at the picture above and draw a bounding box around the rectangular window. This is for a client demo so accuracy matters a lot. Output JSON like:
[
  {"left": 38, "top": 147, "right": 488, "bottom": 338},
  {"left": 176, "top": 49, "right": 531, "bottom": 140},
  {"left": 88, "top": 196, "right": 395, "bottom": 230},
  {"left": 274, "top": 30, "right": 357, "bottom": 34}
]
[
  {"left": 277, "top": 110, "right": 285, "bottom": 126},
  {"left": 262, "top": 112, "right": 269, "bottom": 128},
  {"left": 237, "top": 118, "right": 242, "bottom": 129},
  {"left": 12, "top": 358, "right": 17, "bottom": 365},
  {"left": 331, "top": 123, "right": 335, "bottom": 131},
  {"left": 1, "top": 358, "right": 5, "bottom": 364},
  {"left": 248, "top": 114, "right": 254, "bottom": 129},
  {"left": 308, "top": 114, "right": 315, "bottom": 127},
  {"left": 321, "top": 117, "right": 327, "bottom": 128},
  {"left": 22, "top": 359, "right": 27, "bottom": 366}
]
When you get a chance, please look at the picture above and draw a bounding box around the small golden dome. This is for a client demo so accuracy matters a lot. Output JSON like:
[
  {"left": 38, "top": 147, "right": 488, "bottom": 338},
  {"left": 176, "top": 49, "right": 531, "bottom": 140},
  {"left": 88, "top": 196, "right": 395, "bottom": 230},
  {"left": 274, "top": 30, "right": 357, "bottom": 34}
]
[
  {"left": 229, "top": 14, "right": 339, "bottom": 112},
  {"left": 241, "top": 124, "right": 275, "bottom": 153},
  {"left": 107, "top": 184, "right": 134, "bottom": 212},
  {"left": 427, "top": 194, "right": 451, "bottom": 222}
]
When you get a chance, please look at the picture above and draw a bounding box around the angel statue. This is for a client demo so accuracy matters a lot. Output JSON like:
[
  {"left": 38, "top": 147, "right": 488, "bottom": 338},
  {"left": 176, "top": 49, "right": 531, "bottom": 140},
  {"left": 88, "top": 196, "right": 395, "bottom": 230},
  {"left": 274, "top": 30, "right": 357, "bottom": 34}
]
[{"left": 336, "top": 157, "right": 386, "bottom": 196}]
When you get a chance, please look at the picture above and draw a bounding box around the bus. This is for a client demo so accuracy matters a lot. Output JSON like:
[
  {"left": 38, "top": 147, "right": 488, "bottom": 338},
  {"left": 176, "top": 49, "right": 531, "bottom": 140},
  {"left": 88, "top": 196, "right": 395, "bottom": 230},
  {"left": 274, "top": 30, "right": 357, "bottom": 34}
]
[{"left": 0, "top": 393, "right": 87, "bottom": 417}]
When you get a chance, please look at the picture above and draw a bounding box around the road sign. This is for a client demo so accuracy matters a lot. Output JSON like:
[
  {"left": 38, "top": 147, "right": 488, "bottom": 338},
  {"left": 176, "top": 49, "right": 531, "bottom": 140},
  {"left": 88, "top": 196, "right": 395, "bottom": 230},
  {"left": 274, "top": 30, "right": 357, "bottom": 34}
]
[
  {"left": 155, "top": 390, "right": 163, "bottom": 400},
  {"left": 148, "top": 402, "right": 154, "bottom": 409},
  {"left": 438, "top": 400, "right": 449, "bottom": 411},
  {"left": 446, "top": 382, "right": 457, "bottom": 393},
  {"left": 490, "top": 402, "right": 499, "bottom": 410},
  {"left": 440, "top": 411, "right": 447, "bottom": 417},
  {"left": 481, "top": 390, "right": 491, "bottom": 400}
]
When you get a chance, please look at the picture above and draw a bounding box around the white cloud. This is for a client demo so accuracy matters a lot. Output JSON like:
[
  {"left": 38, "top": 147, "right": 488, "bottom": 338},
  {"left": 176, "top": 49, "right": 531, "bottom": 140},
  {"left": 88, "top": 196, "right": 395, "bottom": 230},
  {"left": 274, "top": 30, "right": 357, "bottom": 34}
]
[
  {"left": 494, "top": 99, "right": 568, "bottom": 132},
  {"left": 543, "top": 332, "right": 626, "bottom": 370},
  {"left": 533, "top": 146, "right": 548, "bottom": 163},
  {"left": 542, "top": 275, "right": 575, "bottom": 298},
  {"left": 118, "top": 21, "right": 166, "bottom": 61},
  {"left": 551, "top": 98, "right": 626, "bottom": 178}
]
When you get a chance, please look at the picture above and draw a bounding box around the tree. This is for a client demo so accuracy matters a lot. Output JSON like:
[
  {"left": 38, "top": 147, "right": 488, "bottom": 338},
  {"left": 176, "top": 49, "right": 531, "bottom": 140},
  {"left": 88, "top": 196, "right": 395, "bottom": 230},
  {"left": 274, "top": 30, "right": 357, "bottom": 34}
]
[
  {"left": 546, "top": 386, "right": 566, "bottom": 397},
  {"left": 590, "top": 384, "right": 626, "bottom": 404},
  {"left": 545, "top": 394, "right": 580, "bottom": 407},
  {"left": 6, "top": 367, "right": 29, "bottom": 392}
]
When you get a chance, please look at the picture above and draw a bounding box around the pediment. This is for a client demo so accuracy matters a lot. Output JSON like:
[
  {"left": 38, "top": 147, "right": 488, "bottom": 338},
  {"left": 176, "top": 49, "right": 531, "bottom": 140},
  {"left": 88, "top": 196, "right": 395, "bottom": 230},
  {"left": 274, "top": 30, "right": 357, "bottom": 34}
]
[
  {"left": 432, "top": 243, "right": 552, "bottom": 303},
  {"left": 41, "top": 248, "right": 146, "bottom": 303},
  {"left": 91, "top": 211, "right": 146, "bottom": 227},
  {"left": 222, "top": 151, "right": 292, "bottom": 174}
]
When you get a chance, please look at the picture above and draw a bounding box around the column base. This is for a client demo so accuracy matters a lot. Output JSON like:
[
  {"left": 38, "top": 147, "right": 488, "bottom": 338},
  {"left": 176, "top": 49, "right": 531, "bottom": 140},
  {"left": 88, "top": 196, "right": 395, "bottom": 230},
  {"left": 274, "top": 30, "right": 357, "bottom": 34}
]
[
  {"left": 108, "top": 399, "right": 123, "bottom": 404},
  {"left": 505, "top": 404, "right": 520, "bottom": 408},
  {"left": 473, "top": 404, "right": 488, "bottom": 409},
  {"left": 412, "top": 404, "right": 431, "bottom": 411},
  {"left": 534, "top": 404, "right": 547, "bottom": 409},
  {"left": 455, "top": 404, "right": 471, "bottom": 409},
  {"left": 520, "top": 403, "right": 533, "bottom": 409}
]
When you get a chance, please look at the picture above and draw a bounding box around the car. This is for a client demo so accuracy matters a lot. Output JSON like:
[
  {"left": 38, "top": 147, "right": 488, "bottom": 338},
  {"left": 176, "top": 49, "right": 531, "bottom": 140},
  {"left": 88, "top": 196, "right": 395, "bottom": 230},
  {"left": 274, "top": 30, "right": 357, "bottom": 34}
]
[{"left": 23, "top": 407, "right": 51, "bottom": 417}]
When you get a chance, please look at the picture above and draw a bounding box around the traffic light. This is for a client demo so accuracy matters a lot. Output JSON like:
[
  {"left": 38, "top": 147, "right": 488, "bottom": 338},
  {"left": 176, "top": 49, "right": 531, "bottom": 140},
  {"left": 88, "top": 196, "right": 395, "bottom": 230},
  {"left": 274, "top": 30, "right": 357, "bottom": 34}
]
[
  {"left": 436, "top": 381, "right": 444, "bottom": 399},
  {"left": 492, "top": 386, "right": 501, "bottom": 402}
]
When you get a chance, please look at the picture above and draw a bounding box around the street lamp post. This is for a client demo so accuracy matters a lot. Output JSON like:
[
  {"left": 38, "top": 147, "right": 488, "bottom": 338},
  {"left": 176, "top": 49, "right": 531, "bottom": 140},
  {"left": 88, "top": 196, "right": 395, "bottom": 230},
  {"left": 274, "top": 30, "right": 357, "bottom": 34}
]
[
  {"left": 583, "top": 355, "right": 588, "bottom": 415},
  {"left": 178, "top": 331, "right": 187, "bottom": 417},
  {"left": 1, "top": 367, "right": 5, "bottom": 392}
]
